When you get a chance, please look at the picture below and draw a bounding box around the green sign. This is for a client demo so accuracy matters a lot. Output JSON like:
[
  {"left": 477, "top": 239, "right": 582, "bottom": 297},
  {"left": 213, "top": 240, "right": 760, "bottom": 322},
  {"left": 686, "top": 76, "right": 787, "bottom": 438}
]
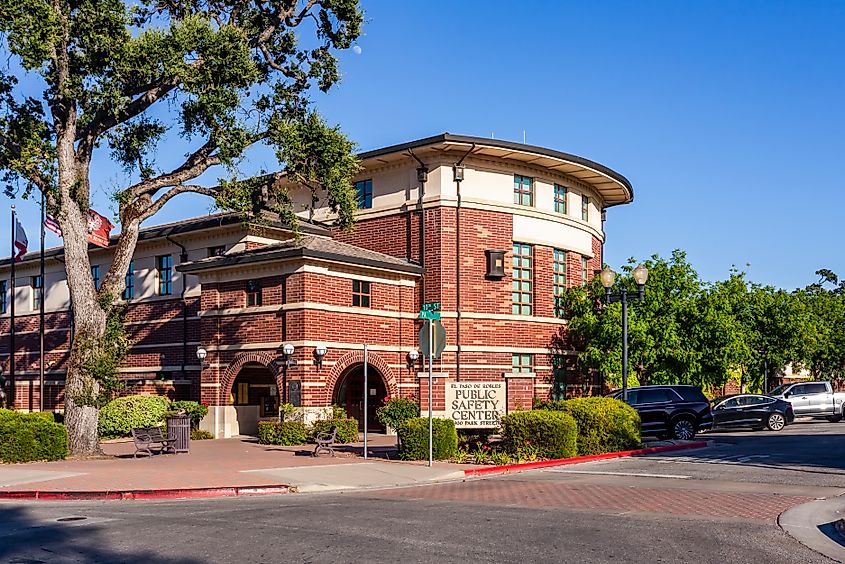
[
  {"left": 421, "top": 301, "right": 441, "bottom": 312},
  {"left": 419, "top": 310, "right": 441, "bottom": 320}
]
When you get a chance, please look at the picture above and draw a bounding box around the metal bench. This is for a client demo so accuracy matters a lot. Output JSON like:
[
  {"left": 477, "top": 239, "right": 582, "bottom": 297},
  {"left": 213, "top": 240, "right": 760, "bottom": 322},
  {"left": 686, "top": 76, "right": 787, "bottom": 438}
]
[
  {"left": 131, "top": 426, "right": 177, "bottom": 458},
  {"left": 313, "top": 426, "right": 339, "bottom": 457}
]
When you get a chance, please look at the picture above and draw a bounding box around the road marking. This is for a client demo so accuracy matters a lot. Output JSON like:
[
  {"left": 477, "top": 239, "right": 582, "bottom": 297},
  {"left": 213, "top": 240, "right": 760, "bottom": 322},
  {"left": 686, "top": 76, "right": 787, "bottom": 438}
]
[
  {"left": 655, "top": 454, "right": 771, "bottom": 465},
  {"left": 546, "top": 470, "right": 692, "bottom": 479}
]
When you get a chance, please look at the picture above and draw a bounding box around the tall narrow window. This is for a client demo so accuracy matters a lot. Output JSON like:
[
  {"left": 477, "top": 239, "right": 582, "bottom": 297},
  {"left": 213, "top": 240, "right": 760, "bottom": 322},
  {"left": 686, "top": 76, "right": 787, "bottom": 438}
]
[
  {"left": 512, "top": 243, "right": 533, "bottom": 315},
  {"left": 0, "top": 280, "right": 6, "bottom": 314},
  {"left": 512, "top": 353, "right": 534, "bottom": 373},
  {"left": 352, "top": 280, "right": 371, "bottom": 307},
  {"left": 553, "top": 249, "right": 567, "bottom": 316},
  {"left": 554, "top": 184, "right": 567, "bottom": 214},
  {"left": 123, "top": 260, "right": 135, "bottom": 300},
  {"left": 581, "top": 195, "right": 590, "bottom": 221},
  {"left": 552, "top": 356, "right": 567, "bottom": 400},
  {"left": 513, "top": 174, "right": 533, "bottom": 206},
  {"left": 91, "top": 265, "right": 100, "bottom": 290},
  {"left": 157, "top": 254, "right": 173, "bottom": 296},
  {"left": 354, "top": 179, "right": 373, "bottom": 209},
  {"left": 246, "top": 280, "right": 263, "bottom": 307},
  {"left": 581, "top": 256, "right": 589, "bottom": 286},
  {"left": 31, "top": 275, "right": 43, "bottom": 311}
]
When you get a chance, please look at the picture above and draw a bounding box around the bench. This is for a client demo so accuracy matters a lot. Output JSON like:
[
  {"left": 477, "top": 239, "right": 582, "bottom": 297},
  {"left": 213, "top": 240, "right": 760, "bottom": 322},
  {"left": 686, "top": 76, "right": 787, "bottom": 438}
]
[
  {"left": 313, "top": 426, "right": 339, "bottom": 457},
  {"left": 131, "top": 426, "right": 178, "bottom": 458}
]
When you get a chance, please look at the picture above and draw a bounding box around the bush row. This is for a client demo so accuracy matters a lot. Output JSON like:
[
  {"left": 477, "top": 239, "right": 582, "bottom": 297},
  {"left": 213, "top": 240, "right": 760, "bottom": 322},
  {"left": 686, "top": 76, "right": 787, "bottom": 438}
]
[
  {"left": 0, "top": 410, "right": 68, "bottom": 463},
  {"left": 98, "top": 396, "right": 209, "bottom": 438},
  {"left": 257, "top": 418, "right": 360, "bottom": 446},
  {"left": 396, "top": 418, "right": 458, "bottom": 460},
  {"left": 533, "top": 397, "right": 641, "bottom": 456}
]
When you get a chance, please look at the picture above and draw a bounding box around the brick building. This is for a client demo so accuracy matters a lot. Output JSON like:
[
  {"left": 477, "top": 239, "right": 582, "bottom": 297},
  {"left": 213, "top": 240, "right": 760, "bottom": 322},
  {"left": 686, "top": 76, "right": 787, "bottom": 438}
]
[{"left": 0, "top": 134, "right": 634, "bottom": 437}]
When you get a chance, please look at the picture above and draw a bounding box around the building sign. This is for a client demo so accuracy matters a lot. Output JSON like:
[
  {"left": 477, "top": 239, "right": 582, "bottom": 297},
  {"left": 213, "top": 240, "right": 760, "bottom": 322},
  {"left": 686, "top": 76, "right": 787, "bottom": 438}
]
[{"left": 445, "top": 382, "right": 506, "bottom": 428}]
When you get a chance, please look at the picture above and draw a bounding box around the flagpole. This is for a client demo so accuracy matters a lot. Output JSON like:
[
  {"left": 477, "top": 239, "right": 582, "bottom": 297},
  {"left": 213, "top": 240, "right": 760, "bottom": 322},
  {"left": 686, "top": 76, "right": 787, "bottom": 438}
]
[
  {"left": 39, "top": 191, "right": 45, "bottom": 412},
  {"left": 9, "top": 205, "right": 16, "bottom": 410}
]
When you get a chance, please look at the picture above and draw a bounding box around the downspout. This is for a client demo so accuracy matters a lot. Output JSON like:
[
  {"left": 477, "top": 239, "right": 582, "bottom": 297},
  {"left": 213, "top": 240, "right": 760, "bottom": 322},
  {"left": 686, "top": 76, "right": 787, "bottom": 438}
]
[
  {"left": 166, "top": 235, "right": 189, "bottom": 385},
  {"left": 453, "top": 144, "right": 475, "bottom": 382}
]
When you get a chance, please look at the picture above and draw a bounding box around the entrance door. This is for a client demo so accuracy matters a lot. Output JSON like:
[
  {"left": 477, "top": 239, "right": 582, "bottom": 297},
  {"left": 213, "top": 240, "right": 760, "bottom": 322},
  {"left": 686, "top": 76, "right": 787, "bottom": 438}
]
[{"left": 336, "top": 366, "right": 386, "bottom": 432}]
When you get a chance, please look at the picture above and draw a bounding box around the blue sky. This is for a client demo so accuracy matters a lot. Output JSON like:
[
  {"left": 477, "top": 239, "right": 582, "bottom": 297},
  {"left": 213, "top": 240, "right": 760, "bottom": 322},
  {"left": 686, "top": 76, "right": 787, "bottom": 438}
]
[{"left": 3, "top": 1, "right": 844, "bottom": 290}]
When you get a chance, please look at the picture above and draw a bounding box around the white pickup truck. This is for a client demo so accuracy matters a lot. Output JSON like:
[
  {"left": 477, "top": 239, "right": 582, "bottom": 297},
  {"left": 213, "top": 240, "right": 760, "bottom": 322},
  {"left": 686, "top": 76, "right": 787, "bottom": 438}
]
[{"left": 769, "top": 381, "right": 845, "bottom": 422}]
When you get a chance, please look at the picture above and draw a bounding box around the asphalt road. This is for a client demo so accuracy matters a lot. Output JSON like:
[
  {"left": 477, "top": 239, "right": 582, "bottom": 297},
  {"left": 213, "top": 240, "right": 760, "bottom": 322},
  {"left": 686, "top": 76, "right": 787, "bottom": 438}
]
[{"left": 1, "top": 420, "right": 842, "bottom": 564}]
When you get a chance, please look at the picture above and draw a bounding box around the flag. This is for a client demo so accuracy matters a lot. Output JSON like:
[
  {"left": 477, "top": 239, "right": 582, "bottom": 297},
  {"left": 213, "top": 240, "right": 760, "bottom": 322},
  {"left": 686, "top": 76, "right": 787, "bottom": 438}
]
[
  {"left": 13, "top": 217, "right": 28, "bottom": 262},
  {"left": 45, "top": 215, "right": 62, "bottom": 236},
  {"left": 86, "top": 209, "right": 113, "bottom": 248}
]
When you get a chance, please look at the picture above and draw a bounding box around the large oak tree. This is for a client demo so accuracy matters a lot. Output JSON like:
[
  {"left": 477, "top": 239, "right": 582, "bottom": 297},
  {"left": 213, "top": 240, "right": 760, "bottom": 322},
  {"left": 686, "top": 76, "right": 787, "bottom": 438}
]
[{"left": 0, "top": 0, "right": 362, "bottom": 455}]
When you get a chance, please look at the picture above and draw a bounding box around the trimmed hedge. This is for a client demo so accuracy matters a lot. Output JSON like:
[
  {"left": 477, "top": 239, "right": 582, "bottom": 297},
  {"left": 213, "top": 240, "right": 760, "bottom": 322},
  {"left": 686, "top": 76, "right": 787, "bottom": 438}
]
[
  {"left": 397, "top": 418, "right": 458, "bottom": 461},
  {"left": 535, "top": 397, "right": 642, "bottom": 456},
  {"left": 98, "top": 395, "right": 171, "bottom": 438},
  {"left": 0, "top": 409, "right": 56, "bottom": 423},
  {"left": 0, "top": 416, "right": 68, "bottom": 463},
  {"left": 311, "top": 418, "right": 359, "bottom": 444},
  {"left": 501, "top": 410, "right": 577, "bottom": 460},
  {"left": 169, "top": 401, "right": 209, "bottom": 429},
  {"left": 258, "top": 421, "right": 308, "bottom": 445}
]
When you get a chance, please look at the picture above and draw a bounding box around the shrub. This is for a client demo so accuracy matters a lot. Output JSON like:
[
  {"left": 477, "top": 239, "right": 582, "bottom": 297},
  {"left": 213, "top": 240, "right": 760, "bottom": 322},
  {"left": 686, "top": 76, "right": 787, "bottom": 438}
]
[
  {"left": 0, "top": 417, "right": 68, "bottom": 463},
  {"left": 191, "top": 429, "right": 214, "bottom": 440},
  {"left": 376, "top": 397, "right": 419, "bottom": 432},
  {"left": 0, "top": 409, "right": 56, "bottom": 423},
  {"left": 311, "top": 418, "right": 358, "bottom": 444},
  {"left": 258, "top": 421, "right": 308, "bottom": 445},
  {"left": 501, "top": 410, "right": 577, "bottom": 460},
  {"left": 332, "top": 405, "right": 348, "bottom": 419},
  {"left": 98, "top": 395, "right": 171, "bottom": 438},
  {"left": 170, "top": 401, "right": 209, "bottom": 429},
  {"left": 535, "top": 397, "right": 641, "bottom": 455},
  {"left": 397, "top": 417, "right": 458, "bottom": 461}
]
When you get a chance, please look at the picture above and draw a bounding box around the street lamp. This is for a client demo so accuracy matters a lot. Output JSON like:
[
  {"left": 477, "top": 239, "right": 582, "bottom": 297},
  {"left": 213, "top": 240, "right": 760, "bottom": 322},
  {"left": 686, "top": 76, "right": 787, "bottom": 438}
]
[
  {"left": 313, "top": 344, "right": 328, "bottom": 368},
  {"left": 196, "top": 347, "right": 208, "bottom": 368},
  {"left": 600, "top": 264, "right": 649, "bottom": 403},
  {"left": 407, "top": 349, "right": 419, "bottom": 370},
  {"left": 280, "top": 344, "right": 296, "bottom": 405}
]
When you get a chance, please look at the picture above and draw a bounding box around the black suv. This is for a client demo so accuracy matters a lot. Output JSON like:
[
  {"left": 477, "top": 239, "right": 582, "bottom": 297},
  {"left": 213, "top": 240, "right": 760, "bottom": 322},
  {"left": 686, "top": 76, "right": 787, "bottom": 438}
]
[{"left": 608, "top": 385, "right": 713, "bottom": 440}]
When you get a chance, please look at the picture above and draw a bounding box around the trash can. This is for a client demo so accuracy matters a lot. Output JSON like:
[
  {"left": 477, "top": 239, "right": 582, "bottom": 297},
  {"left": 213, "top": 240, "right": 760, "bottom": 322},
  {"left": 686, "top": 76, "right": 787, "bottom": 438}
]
[{"left": 166, "top": 414, "right": 191, "bottom": 453}]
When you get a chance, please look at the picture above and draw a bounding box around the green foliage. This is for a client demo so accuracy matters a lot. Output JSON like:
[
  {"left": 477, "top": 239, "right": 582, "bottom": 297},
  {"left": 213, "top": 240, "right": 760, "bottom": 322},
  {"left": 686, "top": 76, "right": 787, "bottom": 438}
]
[
  {"left": 535, "top": 398, "right": 642, "bottom": 455},
  {"left": 500, "top": 410, "right": 578, "bottom": 460},
  {"left": 75, "top": 301, "right": 132, "bottom": 407},
  {"left": 311, "top": 418, "right": 358, "bottom": 444},
  {"left": 332, "top": 405, "right": 348, "bottom": 419},
  {"left": 170, "top": 400, "right": 208, "bottom": 429},
  {"left": 257, "top": 421, "right": 308, "bottom": 446},
  {"left": 376, "top": 397, "right": 420, "bottom": 431},
  {"left": 0, "top": 417, "right": 68, "bottom": 463},
  {"left": 397, "top": 418, "right": 458, "bottom": 461},
  {"left": 191, "top": 429, "right": 213, "bottom": 440},
  {"left": 97, "top": 394, "right": 171, "bottom": 438}
]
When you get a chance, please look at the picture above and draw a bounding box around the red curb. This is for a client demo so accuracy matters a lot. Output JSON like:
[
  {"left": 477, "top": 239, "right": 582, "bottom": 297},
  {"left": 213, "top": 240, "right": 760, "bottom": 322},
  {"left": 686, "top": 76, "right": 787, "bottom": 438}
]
[
  {"left": 463, "top": 441, "right": 709, "bottom": 477},
  {"left": 0, "top": 484, "right": 290, "bottom": 501}
]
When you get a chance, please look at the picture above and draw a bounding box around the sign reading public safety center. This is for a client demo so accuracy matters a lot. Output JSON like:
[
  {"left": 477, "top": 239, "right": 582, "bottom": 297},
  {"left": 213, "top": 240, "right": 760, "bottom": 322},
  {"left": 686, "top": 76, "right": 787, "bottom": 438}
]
[{"left": 445, "top": 382, "right": 506, "bottom": 428}]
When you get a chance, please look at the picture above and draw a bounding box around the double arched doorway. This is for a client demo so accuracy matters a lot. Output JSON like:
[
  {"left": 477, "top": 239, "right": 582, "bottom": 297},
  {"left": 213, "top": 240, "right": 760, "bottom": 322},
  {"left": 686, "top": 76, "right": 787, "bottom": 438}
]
[{"left": 333, "top": 365, "right": 388, "bottom": 432}]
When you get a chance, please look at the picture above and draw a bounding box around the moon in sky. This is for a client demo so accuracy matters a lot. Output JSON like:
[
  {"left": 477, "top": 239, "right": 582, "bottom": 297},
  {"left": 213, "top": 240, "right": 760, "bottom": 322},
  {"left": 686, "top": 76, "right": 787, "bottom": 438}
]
[{"left": 352, "top": 45, "right": 362, "bottom": 55}]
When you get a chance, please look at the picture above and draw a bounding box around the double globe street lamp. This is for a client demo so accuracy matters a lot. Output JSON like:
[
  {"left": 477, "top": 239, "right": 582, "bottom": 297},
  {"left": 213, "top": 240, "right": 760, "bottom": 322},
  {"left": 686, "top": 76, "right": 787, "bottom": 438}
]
[{"left": 600, "top": 264, "right": 649, "bottom": 403}]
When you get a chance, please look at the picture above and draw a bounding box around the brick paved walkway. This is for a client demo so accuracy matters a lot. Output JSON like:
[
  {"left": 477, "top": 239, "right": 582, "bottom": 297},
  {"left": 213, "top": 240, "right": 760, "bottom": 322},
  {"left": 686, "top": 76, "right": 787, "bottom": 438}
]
[{"left": 372, "top": 479, "right": 812, "bottom": 522}]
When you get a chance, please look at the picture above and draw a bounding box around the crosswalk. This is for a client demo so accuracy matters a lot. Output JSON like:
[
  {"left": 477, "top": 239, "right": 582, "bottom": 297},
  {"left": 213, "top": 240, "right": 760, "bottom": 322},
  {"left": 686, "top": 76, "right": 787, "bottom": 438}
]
[{"left": 654, "top": 453, "right": 772, "bottom": 465}]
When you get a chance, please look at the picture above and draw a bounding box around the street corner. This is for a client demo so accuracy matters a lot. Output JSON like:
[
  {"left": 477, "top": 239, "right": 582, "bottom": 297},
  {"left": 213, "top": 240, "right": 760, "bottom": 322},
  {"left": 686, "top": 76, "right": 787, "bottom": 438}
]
[{"left": 779, "top": 496, "right": 845, "bottom": 563}]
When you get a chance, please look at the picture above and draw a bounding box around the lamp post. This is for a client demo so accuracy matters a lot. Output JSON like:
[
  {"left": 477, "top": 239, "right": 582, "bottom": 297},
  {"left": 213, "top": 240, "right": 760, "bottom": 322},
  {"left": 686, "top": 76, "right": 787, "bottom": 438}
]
[
  {"left": 600, "top": 264, "right": 649, "bottom": 403},
  {"left": 407, "top": 349, "right": 419, "bottom": 370},
  {"left": 281, "top": 343, "right": 296, "bottom": 404}
]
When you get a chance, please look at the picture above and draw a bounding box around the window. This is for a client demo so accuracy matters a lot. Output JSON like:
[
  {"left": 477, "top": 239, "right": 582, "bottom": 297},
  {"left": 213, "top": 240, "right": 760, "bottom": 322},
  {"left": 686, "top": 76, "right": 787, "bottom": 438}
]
[
  {"left": 156, "top": 254, "right": 172, "bottom": 296},
  {"left": 123, "top": 260, "right": 135, "bottom": 300},
  {"left": 552, "top": 355, "right": 567, "bottom": 400},
  {"left": 639, "top": 389, "right": 673, "bottom": 404},
  {"left": 31, "top": 275, "right": 43, "bottom": 310},
  {"left": 91, "top": 265, "right": 100, "bottom": 290},
  {"left": 0, "top": 280, "right": 6, "bottom": 314},
  {"left": 580, "top": 256, "right": 589, "bottom": 286},
  {"left": 553, "top": 249, "right": 567, "bottom": 316},
  {"left": 581, "top": 195, "right": 590, "bottom": 221},
  {"left": 554, "top": 184, "right": 567, "bottom": 214},
  {"left": 208, "top": 246, "right": 226, "bottom": 257},
  {"left": 232, "top": 382, "right": 249, "bottom": 405},
  {"left": 512, "top": 353, "right": 533, "bottom": 373},
  {"left": 805, "top": 383, "right": 829, "bottom": 395},
  {"left": 354, "top": 179, "right": 373, "bottom": 209},
  {"left": 511, "top": 243, "right": 533, "bottom": 315},
  {"left": 246, "top": 280, "right": 263, "bottom": 307},
  {"left": 352, "top": 280, "right": 371, "bottom": 307},
  {"left": 513, "top": 174, "right": 533, "bottom": 206}
]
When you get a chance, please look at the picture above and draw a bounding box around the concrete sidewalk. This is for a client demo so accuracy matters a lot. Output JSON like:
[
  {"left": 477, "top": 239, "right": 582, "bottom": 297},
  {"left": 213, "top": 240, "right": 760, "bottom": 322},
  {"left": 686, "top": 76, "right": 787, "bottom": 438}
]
[{"left": 0, "top": 435, "right": 473, "bottom": 498}]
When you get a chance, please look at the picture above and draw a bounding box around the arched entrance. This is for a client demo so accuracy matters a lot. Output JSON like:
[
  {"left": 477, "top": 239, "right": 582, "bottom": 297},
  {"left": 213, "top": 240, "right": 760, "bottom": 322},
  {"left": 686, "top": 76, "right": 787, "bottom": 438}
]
[
  {"left": 333, "top": 365, "right": 388, "bottom": 432},
  {"left": 230, "top": 362, "right": 279, "bottom": 435}
]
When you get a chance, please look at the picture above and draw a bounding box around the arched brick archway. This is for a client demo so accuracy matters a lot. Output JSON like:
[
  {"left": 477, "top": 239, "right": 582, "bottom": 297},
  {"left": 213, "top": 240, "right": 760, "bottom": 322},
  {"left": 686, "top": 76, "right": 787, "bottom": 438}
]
[
  {"left": 326, "top": 350, "right": 399, "bottom": 399},
  {"left": 219, "top": 351, "right": 282, "bottom": 404}
]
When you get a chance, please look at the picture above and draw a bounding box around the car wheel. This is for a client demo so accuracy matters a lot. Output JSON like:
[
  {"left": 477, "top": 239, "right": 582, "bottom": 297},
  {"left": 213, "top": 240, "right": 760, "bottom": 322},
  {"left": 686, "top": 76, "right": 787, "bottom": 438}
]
[
  {"left": 767, "top": 412, "right": 786, "bottom": 431},
  {"left": 671, "top": 417, "right": 696, "bottom": 441},
  {"left": 827, "top": 415, "right": 842, "bottom": 423}
]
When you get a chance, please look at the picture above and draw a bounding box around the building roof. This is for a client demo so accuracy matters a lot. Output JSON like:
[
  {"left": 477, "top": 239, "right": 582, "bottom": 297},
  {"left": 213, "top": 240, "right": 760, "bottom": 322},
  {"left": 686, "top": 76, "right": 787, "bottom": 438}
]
[
  {"left": 177, "top": 236, "right": 424, "bottom": 276},
  {"left": 0, "top": 211, "right": 330, "bottom": 268},
  {"left": 357, "top": 133, "right": 634, "bottom": 207}
]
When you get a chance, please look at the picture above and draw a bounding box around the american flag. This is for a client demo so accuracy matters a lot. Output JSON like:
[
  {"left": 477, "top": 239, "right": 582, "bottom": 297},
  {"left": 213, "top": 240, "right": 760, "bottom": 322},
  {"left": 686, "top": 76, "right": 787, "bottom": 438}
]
[{"left": 45, "top": 215, "right": 62, "bottom": 237}]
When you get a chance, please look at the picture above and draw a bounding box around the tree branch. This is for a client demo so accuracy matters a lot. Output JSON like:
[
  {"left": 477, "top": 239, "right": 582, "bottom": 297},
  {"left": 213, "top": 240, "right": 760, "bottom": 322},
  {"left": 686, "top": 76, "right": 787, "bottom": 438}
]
[
  {"left": 126, "top": 139, "right": 220, "bottom": 199},
  {"left": 139, "top": 184, "right": 218, "bottom": 221}
]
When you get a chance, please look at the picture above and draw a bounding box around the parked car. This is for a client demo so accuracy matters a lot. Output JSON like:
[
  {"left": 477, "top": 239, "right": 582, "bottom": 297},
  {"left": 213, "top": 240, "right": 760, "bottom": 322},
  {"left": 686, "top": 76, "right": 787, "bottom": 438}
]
[
  {"left": 769, "top": 381, "right": 845, "bottom": 422},
  {"left": 710, "top": 394, "right": 794, "bottom": 431},
  {"left": 608, "top": 385, "right": 713, "bottom": 440}
]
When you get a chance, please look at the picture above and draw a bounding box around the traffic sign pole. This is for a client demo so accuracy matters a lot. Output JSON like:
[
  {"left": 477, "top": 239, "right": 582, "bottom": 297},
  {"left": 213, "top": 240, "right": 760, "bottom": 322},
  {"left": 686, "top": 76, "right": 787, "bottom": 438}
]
[
  {"left": 428, "top": 318, "right": 433, "bottom": 468},
  {"left": 363, "top": 344, "right": 368, "bottom": 460}
]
